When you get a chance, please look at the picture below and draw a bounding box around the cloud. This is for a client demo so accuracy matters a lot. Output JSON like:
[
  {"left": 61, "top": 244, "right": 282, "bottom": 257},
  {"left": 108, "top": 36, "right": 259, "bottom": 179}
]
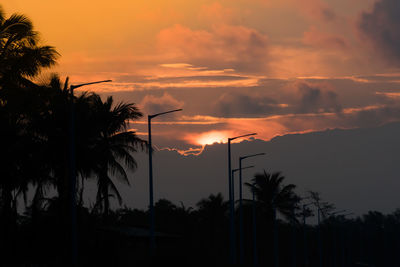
[
  {"left": 302, "top": 26, "right": 348, "bottom": 50},
  {"left": 295, "top": 82, "right": 342, "bottom": 114},
  {"left": 214, "top": 92, "right": 283, "bottom": 117},
  {"left": 376, "top": 92, "right": 400, "bottom": 99},
  {"left": 358, "top": 0, "right": 400, "bottom": 66},
  {"left": 294, "top": 0, "right": 337, "bottom": 21},
  {"left": 198, "top": 2, "right": 235, "bottom": 24},
  {"left": 157, "top": 24, "right": 269, "bottom": 74},
  {"left": 139, "top": 93, "right": 184, "bottom": 117},
  {"left": 348, "top": 104, "right": 400, "bottom": 128},
  {"left": 259, "top": 0, "right": 337, "bottom": 21},
  {"left": 238, "top": 80, "right": 344, "bottom": 116}
]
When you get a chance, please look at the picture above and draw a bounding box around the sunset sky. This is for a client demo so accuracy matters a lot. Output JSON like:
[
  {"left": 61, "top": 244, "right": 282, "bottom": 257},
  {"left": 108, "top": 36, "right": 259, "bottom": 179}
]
[{"left": 3, "top": 0, "right": 400, "bottom": 153}]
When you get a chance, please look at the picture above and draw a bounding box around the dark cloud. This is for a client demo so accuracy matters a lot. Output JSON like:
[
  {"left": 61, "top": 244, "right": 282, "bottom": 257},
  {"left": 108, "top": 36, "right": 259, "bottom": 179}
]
[
  {"left": 277, "top": 103, "right": 400, "bottom": 134},
  {"left": 211, "top": 82, "right": 343, "bottom": 118},
  {"left": 139, "top": 93, "right": 184, "bottom": 118},
  {"left": 296, "top": 82, "right": 342, "bottom": 114},
  {"left": 214, "top": 92, "right": 281, "bottom": 117},
  {"left": 321, "top": 8, "right": 336, "bottom": 21},
  {"left": 358, "top": 0, "right": 400, "bottom": 65},
  {"left": 349, "top": 104, "right": 400, "bottom": 128}
]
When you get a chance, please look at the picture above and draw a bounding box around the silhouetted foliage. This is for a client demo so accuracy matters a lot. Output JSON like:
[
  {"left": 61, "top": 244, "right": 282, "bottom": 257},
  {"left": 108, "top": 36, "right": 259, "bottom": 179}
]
[
  {"left": 0, "top": 5, "right": 146, "bottom": 264},
  {"left": 0, "top": 5, "right": 58, "bottom": 86},
  {"left": 246, "top": 170, "right": 301, "bottom": 222}
]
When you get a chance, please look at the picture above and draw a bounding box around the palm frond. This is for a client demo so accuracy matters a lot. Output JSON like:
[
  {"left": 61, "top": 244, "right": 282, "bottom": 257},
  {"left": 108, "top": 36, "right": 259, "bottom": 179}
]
[{"left": 107, "top": 157, "right": 130, "bottom": 186}]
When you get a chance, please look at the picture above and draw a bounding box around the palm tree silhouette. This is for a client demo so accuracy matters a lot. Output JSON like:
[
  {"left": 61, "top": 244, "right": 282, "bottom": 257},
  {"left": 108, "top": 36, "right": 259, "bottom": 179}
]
[
  {"left": 15, "top": 74, "right": 146, "bottom": 263},
  {"left": 246, "top": 170, "right": 300, "bottom": 267},
  {"left": 245, "top": 171, "right": 300, "bottom": 221},
  {"left": 0, "top": 3, "right": 59, "bottom": 213},
  {"left": 0, "top": 3, "right": 59, "bottom": 226},
  {"left": 89, "top": 94, "right": 146, "bottom": 218},
  {"left": 196, "top": 193, "right": 229, "bottom": 221},
  {"left": 0, "top": 6, "right": 58, "bottom": 258},
  {"left": 0, "top": 5, "right": 58, "bottom": 86},
  {"left": 33, "top": 76, "right": 145, "bottom": 218},
  {"left": 196, "top": 193, "right": 229, "bottom": 264}
]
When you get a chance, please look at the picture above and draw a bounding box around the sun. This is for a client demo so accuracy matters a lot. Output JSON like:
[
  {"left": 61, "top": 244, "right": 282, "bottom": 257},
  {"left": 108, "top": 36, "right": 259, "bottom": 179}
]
[{"left": 191, "top": 131, "right": 230, "bottom": 146}]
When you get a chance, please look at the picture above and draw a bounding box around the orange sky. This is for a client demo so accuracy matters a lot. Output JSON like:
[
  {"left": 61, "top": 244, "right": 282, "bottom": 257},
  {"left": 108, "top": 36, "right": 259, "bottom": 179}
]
[{"left": 3, "top": 0, "right": 400, "bottom": 152}]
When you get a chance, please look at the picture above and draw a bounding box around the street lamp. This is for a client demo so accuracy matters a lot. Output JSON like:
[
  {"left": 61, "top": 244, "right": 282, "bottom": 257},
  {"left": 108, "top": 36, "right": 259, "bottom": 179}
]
[
  {"left": 238, "top": 153, "right": 265, "bottom": 265},
  {"left": 227, "top": 133, "right": 257, "bottom": 265},
  {"left": 70, "top": 79, "right": 112, "bottom": 91},
  {"left": 68, "top": 78, "right": 111, "bottom": 266},
  {"left": 148, "top": 108, "right": 182, "bottom": 257},
  {"left": 232, "top": 165, "right": 254, "bottom": 202}
]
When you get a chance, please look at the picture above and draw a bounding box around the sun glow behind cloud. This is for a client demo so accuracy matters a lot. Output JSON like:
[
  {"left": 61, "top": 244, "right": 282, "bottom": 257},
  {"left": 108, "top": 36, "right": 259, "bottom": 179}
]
[{"left": 186, "top": 130, "right": 233, "bottom": 146}]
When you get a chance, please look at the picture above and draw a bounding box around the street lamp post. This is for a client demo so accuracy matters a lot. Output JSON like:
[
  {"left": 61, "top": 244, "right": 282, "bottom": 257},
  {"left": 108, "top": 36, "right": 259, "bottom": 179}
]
[
  {"left": 302, "top": 202, "right": 314, "bottom": 267},
  {"left": 228, "top": 133, "right": 257, "bottom": 265},
  {"left": 291, "top": 207, "right": 296, "bottom": 267},
  {"left": 251, "top": 183, "right": 258, "bottom": 267},
  {"left": 232, "top": 165, "right": 254, "bottom": 203},
  {"left": 232, "top": 166, "right": 255, "bottom": 266},
  {"left": 238, "top": 153, "right": 265, "bottom": 265},
  {"left": 316, "top": 204, "right": 333, "bottom": 267},
  {"left": 68, "top": 78, "right": 111, "bottom": 266},
  {"left": 317, "top": 207, "right": 323, "bottom": 267},
  {"left": 148, "top": 108, "right": 182, "bottom": 258},
  {"left": 338, "top": 212, "right": 354, "bottom": 267},
  {"left": 328, "top": 210, "right": 347, "bottom": 267}
]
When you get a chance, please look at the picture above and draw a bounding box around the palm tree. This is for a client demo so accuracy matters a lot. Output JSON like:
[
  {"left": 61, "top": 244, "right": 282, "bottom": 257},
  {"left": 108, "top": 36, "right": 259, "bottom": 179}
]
[
  {"left": 245, "top": 171, "right": 300, "bottom": 221},
  {"left": 0, "top": 5, "right": 58, "bottom": 86},
  {"left": 0, "top": 2, "right": 59, "bottom": 214},
  {"left": 246, "top": 171, "right": 300, "bottom": 267},
  {"left": 27, "top": 75, "right": 71, "bottom": 215},
  {"left": 0, "top": 4, "right": 59, "bottom": 230},
  {"left": 196, "top": 193, "right": 229, "bottom": 222},
  {"left": 30, "top": 75, "right": 145, "bottom": 218},
  {"left": 89, "top": 94, "right": 146, "bottom": 218},
  {"left": 196, "top": 193, "right": 229, "bottom": 263},
  {"left": 0, "top": 63, "right": 54, "bottom": 261},
  {"left": 19, "top": 75, "right": 145, "bottom": 264}
]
